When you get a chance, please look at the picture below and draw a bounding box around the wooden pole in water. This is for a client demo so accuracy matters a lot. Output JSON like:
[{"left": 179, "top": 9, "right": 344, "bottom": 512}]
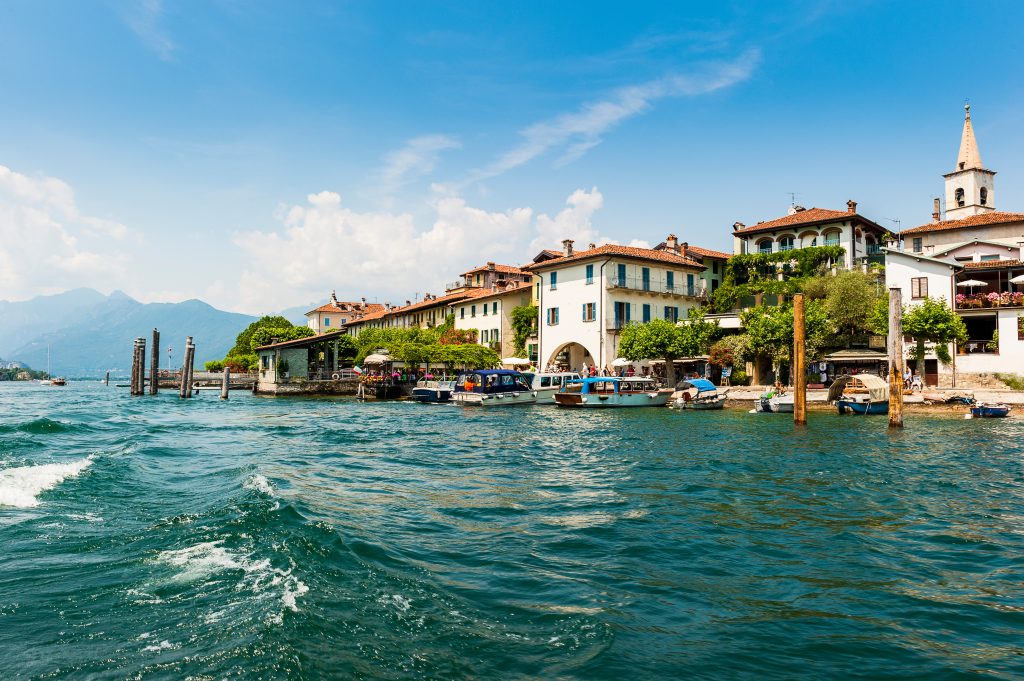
[
  {"left": 888, "top": 287, "right": 905, "bottom": 428},
  {"left": 104, "top": 371, "right": 109, "bottom": 386},
  {"left": 793, "top": 293, "right": 807, "bottom": 425},
  {"left": 149, "top": 328, "right": 160, "bottom": 395},
  {"left": 185, "top": 338, "right": 196, "bottom": 398},
  {"left": 130, "top": 340, "right": 138, "bottom": 395},
  {"left": 134, "top": 337, "right": 146, "bottom": 396},
  {"left": 221, "top": 366, "right": 230, "bottom": 399},
  {"left": 179, "top": 337, "right": 192, "bottom": 398}
]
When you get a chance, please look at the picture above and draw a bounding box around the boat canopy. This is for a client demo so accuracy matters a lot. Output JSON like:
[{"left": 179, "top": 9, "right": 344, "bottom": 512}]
[
  {"left": 363, "top": 353, "right": 392, "bottom": 365},
  {"left": 680, "top": 378, "right": 717, "bottom": 393},
  {"left": 827, "top": 374, "right": 889, "bottom": 402}
]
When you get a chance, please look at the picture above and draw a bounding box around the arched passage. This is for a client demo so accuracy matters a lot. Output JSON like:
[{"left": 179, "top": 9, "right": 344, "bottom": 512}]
[{"left": 546, "top": 341, "right": 598, "bottom": 372}]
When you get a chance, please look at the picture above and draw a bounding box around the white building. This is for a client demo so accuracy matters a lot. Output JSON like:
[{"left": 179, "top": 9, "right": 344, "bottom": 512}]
[
  {"left": 732, "top": 200, "right": 891, "bottom": 269},
  {"left": 521, "top": 237, "right": 708, "bottom": 371},
  {"left": 450, "top": 281, "right": 533, "bottom": 359},
  {"left": 305, "top": 292, "right": 383, "bottom": 334},
  {"left": 886, "top": 105, "right": 1024, "bottom": 386}
]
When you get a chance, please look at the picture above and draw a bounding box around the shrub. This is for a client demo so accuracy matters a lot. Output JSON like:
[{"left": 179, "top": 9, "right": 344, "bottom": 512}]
[
  {"left": 994, "top": 373, "right": 1024, "bottom": 391},
  {"left": 204, "top": 360, "right": 224, "bottom": 372}
]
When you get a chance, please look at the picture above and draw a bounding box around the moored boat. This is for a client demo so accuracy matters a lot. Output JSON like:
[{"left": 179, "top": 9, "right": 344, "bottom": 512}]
[
  {"left": 672, "top": 378, "right": 727, "bottom": 409},
  {"left": 828, "top": 374, "right": 889, "bottom": 415},
  {"left": 452, "top": 370, "right": 537, "bottom": 406},
  {"left": 752, "top": 392, "right": 793, "bottom": 413},
  {"left": 411, "top": 379, "right": 456, "bottom": 403},
  {"left": 969, "top": 402, "right": 1011, "bottom": 418},
  {"left": 520, "top": 371, "right": 581, "bottom": 405},
  {"left": 554, "top": 376, "right": 671, "bottom": 408}
]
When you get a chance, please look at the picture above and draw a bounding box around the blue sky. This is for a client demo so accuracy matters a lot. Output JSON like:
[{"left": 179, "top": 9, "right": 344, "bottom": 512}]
[{"left": 1, "top": 1, "right": 1023, "bottom": 312}]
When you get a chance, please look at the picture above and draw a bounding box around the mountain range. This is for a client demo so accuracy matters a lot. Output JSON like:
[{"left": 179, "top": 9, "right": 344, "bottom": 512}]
[{"left": 0, "top": 289, "right": 264, "bottom": 377}]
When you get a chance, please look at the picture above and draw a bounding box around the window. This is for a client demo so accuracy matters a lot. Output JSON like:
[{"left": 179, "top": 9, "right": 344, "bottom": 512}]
[
  {"left": 642, "top": 304, "right": 651, "bottom": 323},
  {"left": 778, "top": 236, "right": 794, "bottom": 251},
  {"left": 642, "top": 268, "right": 651, "bottom": 291},
  {"left": 482, "top": 303, "right": 488, "bottom": 315},
  {"left": 492, "top": 302, "right": 498, "bottom": 315},
  {"left": 664, "top": 306, "right": 679, "bottom": 322},
  {"left": 712, "top": 261, "right": 718, "bottom": 274},
  {"left": 460, "top": 307, "right": 465, "bottom": 319},
  {"left": 535, "top": 282, "right": 541, "bottom": 299},
  {"left": 666, "top": 271, "right": 674, "bottom": 291},
  {"left": 955, "top": 187, "right": 965, "bottom": 207},
  {"left": 980, "top": 187, "right": 989, "bottom": 206},
  {"left": 471, "top": 305, "right": 476, "bottom": 317},
  {"left": 616, "top": 263, "right": 626, "bottom": 287},
  {"left": 824, "top": 231, "right": 840, "bottom": 247},
  {"left": 582, "top": 302, "right": 596, "bottom": 322},
  {"left": 911, "top": 277, "right": 928, "bottom": 299},
  {"left": 261, "top": 354, "right": 270, "bottom": 369},
  {"left": 540, "top": 376, "right": 552, "bottom": 388},
  {"left": 687, "top": 273, "right": 695, "bottom": 294},
  {"left": 912, "top": 237, "right": 923, "bottom": 253},
  {"left": 981, "top": 254, "right": 999, "bottom": 261},
  {"left": 550, "top": 272, "right": 557, "bottom": 290},
  {"left": 323, "top": 317, "right": 331, "bottom": 327},
  {"left": 482, "top": 329, "right": 488, "bottom": 343},
  {"left": 586, "top": 264, "right": 594, "bottom": 284},
  {"left": 613, "top": 301, "right": 630, "bottom": 328},
  {"left": 758, "top": 240, "right": 772, "bottom": 254},
  {"left": 492, "top": 329, "right": 499, "bottom": 342},
  {"left": 546, "top": 307, "right": 559, "bottom": 325}
]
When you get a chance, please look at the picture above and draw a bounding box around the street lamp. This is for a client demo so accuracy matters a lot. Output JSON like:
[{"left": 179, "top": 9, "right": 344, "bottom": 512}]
[{"left": 167, "top": 347, "right": 173, "bottom": 374}]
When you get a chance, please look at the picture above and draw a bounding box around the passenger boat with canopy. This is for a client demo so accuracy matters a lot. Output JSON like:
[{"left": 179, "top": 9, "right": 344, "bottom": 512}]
[
  {"left": 452, "top": 369, "right": 537, "bottom": 406},
  {"left": 672, "top": 378, "right": 727, "bottom": 409},
  {"left": 519, "top": 371, "right": 581, "bottom": 405},
  {"left": 553, "top": 376, "right": 672, "bottom": 408},
  {"left": 411, "top": 378, "right": 457, "bottom": 403},
  {"left": 828, "top": 374, "right": 889, "bottom": 415}
]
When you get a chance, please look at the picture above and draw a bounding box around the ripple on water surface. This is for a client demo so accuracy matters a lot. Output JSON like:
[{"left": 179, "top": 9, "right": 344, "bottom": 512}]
[{"left": 1, "top": 382, "right": 1024, "bottom": 679}]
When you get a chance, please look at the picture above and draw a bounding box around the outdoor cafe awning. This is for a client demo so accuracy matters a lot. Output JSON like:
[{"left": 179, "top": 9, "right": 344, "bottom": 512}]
[{"left": 824, "top": 349, "right": 887, "bottom": 362}]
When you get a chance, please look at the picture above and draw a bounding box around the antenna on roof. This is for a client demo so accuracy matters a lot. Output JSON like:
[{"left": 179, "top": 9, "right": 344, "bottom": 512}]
[
  {"left": 787, "top": 192, "right": 797, "bottom": 207},
  {"left": 886, "top": 218, "right": 901, "bottom": 231}
]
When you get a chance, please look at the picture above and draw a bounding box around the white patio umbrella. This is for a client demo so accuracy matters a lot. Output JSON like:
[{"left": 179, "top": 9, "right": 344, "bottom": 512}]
[
  {"left": 501, "top": 357, "right": 531, "bottom": 365},
  {"left": 611, "top": 357, "right": 633, "bottom": 367},
  {"left": 956, "top": 279, "right": 986, "bottom": 293},
  {"left": 363, "top": 353, "right": 391, "bottom": 365},
  {"left": 1010, "top": 274, "right": 1024, "bottom": 284}
]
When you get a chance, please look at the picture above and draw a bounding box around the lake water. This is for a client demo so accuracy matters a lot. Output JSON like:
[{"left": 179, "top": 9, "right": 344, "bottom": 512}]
[{"left": 1, "top": 382, "right": 1022, "bottom": 679}]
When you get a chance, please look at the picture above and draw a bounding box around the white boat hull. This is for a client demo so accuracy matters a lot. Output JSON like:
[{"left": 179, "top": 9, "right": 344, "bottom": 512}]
[
  {"left": 453, "top": 391, "right": 537, "bottom": 406},
  {"left": 555, "top": 391, "right": 671, "bottom": 408},
  {"left": 753, "top": 395, "right": 793, "bottom": 413}
]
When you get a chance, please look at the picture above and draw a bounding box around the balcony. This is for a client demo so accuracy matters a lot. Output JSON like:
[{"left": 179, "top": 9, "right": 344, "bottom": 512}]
[
  {"left": 955, "top": 292, "right": 1024, "bottom": 310},
  {"left": 607, "top": 276, "right": 705, "bottom": 298},
  {"left": 607, "top": 319, "right": 627, "bottom": 332}
]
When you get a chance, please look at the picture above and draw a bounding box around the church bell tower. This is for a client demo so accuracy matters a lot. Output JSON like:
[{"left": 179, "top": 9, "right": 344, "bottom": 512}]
[{"left": 943, "top": 104, "right": 995, "bottom": 220}]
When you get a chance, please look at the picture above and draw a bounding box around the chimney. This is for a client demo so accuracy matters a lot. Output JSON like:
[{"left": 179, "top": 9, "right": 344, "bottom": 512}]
[
  {"left": 847, "top": 199, "right": 857, "bottom": 214},
  {"left": 680, "top": 242, "right": 688, "bottom": 260},
  {"left": 665, "top": 234, "right": 679, "bottom": 253},
  {"left": 331, "top": 290, "right": 339, "bottom": 306},
  {"left": 588, "top": 242, "right": 596, "bottom": 249},
  {"left": 562, "top": 239, "right": 574, "bottom": 257},
  {"left": 405, "top": 300, "right": 411, "bottom": 307},
  {"left": 487, "top": 261, "right": 496, "bottom": 272},
  {"left": 933, "top": 198, "right": 941, "bottom": 223},
  {"left": 733, "top": 221, "right": 745, "bottom": 231}
]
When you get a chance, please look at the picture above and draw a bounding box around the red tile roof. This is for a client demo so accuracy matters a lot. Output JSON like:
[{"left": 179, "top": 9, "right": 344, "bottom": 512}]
[
  {"left": 962, "top": 258, "right": 1024, "bottom": 270},
  {"left": 458, "top": 281, "right": 532, "bottom": 303},
  {"left": 395, "top": 290, "right": 472, "bottom": 313},
  {"left": 521, "top": 243, "right": 705, "bottom": 271},
  {"left": 306, "top": 301, "right": 384, "bottom": 315},
  {"left": 653, "top": 242, "right": 731, "bottom": 259},
  {"left": 733, "top": 208, "right": 889, "bottom": 236},
  {"left": 460, "top": 262, "right": 528, "bottom": 277},
  {"left": 901, "top": 211, "right": 1024, "bottom": 235}
]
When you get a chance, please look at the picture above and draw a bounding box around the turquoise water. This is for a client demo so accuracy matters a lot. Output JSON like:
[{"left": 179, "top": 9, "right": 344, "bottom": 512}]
[{"left": 1, "top": 383, "right": 1023, "bottom": 679}]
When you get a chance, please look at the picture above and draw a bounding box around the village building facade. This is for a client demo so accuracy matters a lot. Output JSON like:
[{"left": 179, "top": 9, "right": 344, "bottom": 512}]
[{"left": 450, "top": 281, "right": 533, "bottom": 360}]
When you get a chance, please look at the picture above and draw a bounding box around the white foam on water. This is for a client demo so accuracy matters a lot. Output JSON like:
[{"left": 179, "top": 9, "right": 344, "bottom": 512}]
[
  {"left": 142, "top": 640, "right": 176, "bottom": 652},
  {"left": 243, "top": 473, "right": 275, "bottom": 496},
  {"left": 154, "top": 541, "right": 308, "bottom": 622},
  {"left": 0, "top": 456, "right": 94, "bottom": 508}
]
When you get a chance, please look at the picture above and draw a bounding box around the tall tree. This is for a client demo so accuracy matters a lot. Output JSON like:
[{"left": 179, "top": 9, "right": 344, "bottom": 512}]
[
  {"left": 618, "top": 319, "right": 681, "bottom": 385},
  {"left": 902, "top": 297, "right": 968, "bottom": 364}
]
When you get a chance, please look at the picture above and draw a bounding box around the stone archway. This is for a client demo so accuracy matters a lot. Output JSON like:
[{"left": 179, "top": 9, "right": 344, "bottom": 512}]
[{"left": 546, "top": 342, "right": 598, "bottom": 372}]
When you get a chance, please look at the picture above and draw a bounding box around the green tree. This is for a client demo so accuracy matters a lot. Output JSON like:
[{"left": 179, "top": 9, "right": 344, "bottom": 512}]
[
  {"left": 618, "top": 318, "right": 684, "bottom": 385},
  {"left": 741, "top": 300, "right": 834, "bottom": 376},
  {"left": 823, "top": 270, "right": 884, "bottom": 339},
  {"left": 903, "top": 297, "right": 968, "bottom": 364},
  {"left": 510, "top": 304, "right": 539, "bottom": 356},
  {"left": 675, "top": 308, "right": 722, "bottom": 357}
]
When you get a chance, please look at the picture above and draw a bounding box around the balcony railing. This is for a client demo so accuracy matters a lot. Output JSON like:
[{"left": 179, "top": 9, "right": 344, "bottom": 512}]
[
  {"left": 955, "top": 292, "right": 1024, "bottom": 309},
  {"left": 607, "top": 276, "right": 705, "bottom": 297},
  {"left": 960, "top": 339, "right": 998, "bottom": 355}
]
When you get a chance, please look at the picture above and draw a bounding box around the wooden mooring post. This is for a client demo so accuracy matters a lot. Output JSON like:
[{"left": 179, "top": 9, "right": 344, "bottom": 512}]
[
  {"left": 888, "top": 287, "right": 905, "bottom": 428},
  {"left": 220, "top": 366, "right": 230, "bottom": 399},
  {"left": 179, "top": 336, "right": 195, "bottom": 398},
  {"left": 793, "top": 293, "right": 807, "bottom": 425},
  {"left": 131, "top": 337, "right": 146, "bottom": 396},
  {"left": 149, "top": 328, "right": 160, "bottom": 395},
  {"left": 104, "top": 371, "right": 109, "bottom": 386}
]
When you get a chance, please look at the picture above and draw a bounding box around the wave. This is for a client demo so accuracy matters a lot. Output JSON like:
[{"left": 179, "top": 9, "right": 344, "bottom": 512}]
[
  {"left": 0, "top": 418, "right": 74, "bottom": 435},
  {"left": 243, "top": 473, "right": 275, "bottom": 497},
  {"left": 0, "top": 456, "right": 94, "bottom": 508}
]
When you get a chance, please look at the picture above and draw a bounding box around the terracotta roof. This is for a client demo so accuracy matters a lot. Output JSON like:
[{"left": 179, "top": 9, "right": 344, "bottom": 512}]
[
  {"left": 395, "top": 290, "right": 471, "bottom": 314},
  {"left": 733, "top": 208, "right": 889, "bottom": 236},
  {"left": 901, "top": 211, "right": 1024, "bottom": 235},
  {"left": 521, "top": 243, "right": 705, "bottom": 271},
  {"left": 256, "top": 330, "right": 346, "bottom": 351},
  {"left": 460, "top": 262, "right": 528, "bottom": 277},
  {"left": 962, "top": 258, "right": 1024, "bottom": 270},
  {"left": 653, "top": 242, "right": 731, "bottom": 260},
  {"left": 457, "top": 281, "right": 532, "bottom": 303},
  {"left": 305, "top": 301, "right": 385, "bottom": 318}
]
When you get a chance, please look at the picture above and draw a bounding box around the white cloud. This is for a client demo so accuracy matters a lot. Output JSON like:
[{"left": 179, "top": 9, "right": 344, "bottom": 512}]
[
  {"left": 380, "top": 135, "right": 461, "bottom": 192},
  {"left": 232, "top": 185, "right": 660, "bottom": 313},
  {"left": 124, "top": 0, "right": 176, "bottom": 62},
  {"left": 470, "top": 49, "right": 760, "bottom": 182},
  {"left": 0, "top": 165, "right": 133, "bottom": 301}
]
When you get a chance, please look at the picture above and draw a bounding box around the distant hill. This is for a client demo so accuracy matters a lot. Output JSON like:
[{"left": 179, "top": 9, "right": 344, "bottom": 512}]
[
  {"left": 1, "top": 290, "right": 256, "bottom": 376},
  {"left": 0, "top": 287, "right": 108, "bottom": 354},
  {"left": 276, "top": 301, "right": 319, "bottom": 326}
]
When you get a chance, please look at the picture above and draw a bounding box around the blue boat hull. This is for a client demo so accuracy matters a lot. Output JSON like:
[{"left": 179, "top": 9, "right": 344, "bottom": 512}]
[
  {"left": 970, "top": 406, "right": 1010, "bottom": 418},
  {"left": 836, "top": 400, "right": 888, "bottom": 415},
  {"left": 411, "top": 388, "right": 451, "bottom": 403}
]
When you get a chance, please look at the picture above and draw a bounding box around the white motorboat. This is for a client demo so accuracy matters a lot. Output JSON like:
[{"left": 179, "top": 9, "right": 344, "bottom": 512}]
[
  {"left": 519, "top": 371, "right": 581, "bottom": 404},
  {"left": 554, "top": 377, "right": 672, "bottom": 408},
  {"left": 673, "top": 379, "right": 727, "bottom": 409},
  {"left": 452, "top": 370, "right": 537, "bottom": 406}
]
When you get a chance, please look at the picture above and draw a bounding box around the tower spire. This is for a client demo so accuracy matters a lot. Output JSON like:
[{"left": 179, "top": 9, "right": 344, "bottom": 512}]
[{"left": 956, "top": 103, "right": 982, "bottom": 171}]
